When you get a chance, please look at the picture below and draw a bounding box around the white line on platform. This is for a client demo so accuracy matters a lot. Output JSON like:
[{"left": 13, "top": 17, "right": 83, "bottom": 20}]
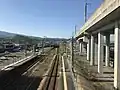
[{"left": 62, "top": 56, "right": 68, "bottom": 90}]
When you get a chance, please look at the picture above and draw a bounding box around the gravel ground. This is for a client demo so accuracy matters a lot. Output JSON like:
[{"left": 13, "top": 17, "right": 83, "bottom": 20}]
[{"left": 74, "top": 53, "right": 114, "bottom": 90}]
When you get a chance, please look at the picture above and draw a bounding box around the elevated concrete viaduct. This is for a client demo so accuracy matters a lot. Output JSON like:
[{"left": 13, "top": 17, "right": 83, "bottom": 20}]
[{"left": 75, "top": 0, "right": 120, "bottom": 89}]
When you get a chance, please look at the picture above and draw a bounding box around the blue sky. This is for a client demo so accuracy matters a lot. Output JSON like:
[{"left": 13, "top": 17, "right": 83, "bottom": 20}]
[{"left": 0, "top": 0, "right": 102, "bottom": 38}]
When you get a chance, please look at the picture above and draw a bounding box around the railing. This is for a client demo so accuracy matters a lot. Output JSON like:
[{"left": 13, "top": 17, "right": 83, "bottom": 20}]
[{"left": 77, "top": 0, "right": 120, "bottom": 37}]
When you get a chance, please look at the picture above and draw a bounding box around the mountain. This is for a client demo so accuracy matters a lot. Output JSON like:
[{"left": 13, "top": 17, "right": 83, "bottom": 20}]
[
  {"left": 0, "top": 31, "right": 15, "bottom": 38},
  {"left": 0, "top": 30, "right": 67, "bottom": 44}
]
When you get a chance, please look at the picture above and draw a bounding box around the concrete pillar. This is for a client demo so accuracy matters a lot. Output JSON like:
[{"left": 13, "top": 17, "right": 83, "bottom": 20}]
[
  {"left": 98, "top": 32, "right": 104, "bottom": 73},
  {"left": 76, "top": 40, "right": 80, "bottom": 51},
  {"left": 114, "top": 22, "right": 120, "bottom": 89},
  {"left": 105, "top": 34, "right": 110, "bottom": 67},
  {"left": 90, "top": 35, "right": 94, "bottom": 65},
  {"left": 94, "top": 37, "right": 98, "bottom": 65},
  {"left": 87, "top": 38, "right": 91, "bottom": 61},
  {"left": 82, "top": 43, "right": 87, "bottom": 54},
  {"left": 79, "top": 42, "right": 82, "bottom": 54}
]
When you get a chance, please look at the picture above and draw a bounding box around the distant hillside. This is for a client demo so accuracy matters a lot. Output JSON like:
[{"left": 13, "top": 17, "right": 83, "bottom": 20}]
[
  {"left": 0, "top": 30, "right": 67, "bottom": 44},
  {"left": 11, "top": 35, "right": 42, "bottom": 44},
  {"left": 0, "top": 31, "right": 15, "bottom": 38}
]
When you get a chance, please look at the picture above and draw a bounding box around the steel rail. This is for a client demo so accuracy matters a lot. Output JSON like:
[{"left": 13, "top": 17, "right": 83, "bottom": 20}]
[{"left": 38, "top": 48, "right": 59, "bottom": 90}]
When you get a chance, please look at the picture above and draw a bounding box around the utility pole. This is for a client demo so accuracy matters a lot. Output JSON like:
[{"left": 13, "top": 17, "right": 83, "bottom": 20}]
[
  {"left": 71, "top": 32, "right": 74, "bottom": 72},
  {"left": 75, "top": 25, "right": 77, "bottom": 49},
  {"left": 75, "top": 25, "right": 77, "bottom": 35},
  {"left": 24, "top": 44, "right": 27, "bottom": 57},
  {"left": 33, "top": 45, "right": 36, "bottom": 55},
  {"left": 42, "top": 39, "right": 44, "bottom": 53},
  {"left": 84, "top": 0, "right": 89, "bottom": 22},
  {"left": 42, "top": 36, "right": 47, "bottom": 54},
  {"left": 72, "top": 25, "right": 77, "bottom": 73}
]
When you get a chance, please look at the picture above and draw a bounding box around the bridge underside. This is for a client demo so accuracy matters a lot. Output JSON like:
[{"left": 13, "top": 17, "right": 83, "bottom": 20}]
[
  {"left": 76, "top": 5, "right": 120, "bottom": 90},
  {"left": 87, "top": 7, "right": 120, "bottom": 34}
]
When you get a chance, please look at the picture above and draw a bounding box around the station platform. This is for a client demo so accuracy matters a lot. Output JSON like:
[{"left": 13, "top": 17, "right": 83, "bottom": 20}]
[
  {"left": 58, "top": 54, "right": 75, "bottom": 90},
  {"left": 0, "top": 51, "right": 33, "bottom": 70},
  {"left": 1, "top": 53, "right": 37, "bottom": 71},
  {"left": 0, "top": 47, "right": 52, "bottom": 71}
]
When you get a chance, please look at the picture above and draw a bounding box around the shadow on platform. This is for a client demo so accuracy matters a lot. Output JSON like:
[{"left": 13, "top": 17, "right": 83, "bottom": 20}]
[{"left": 0, "top": 69, "right": 42, "bottom": 90}]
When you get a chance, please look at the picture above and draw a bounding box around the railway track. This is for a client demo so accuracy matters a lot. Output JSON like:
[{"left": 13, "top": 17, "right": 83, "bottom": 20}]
[
  {"left": 38, "top": 48, "right": 59, "bottom": 90},
  {"left": 0, "top": 48, "right": 56, "bottom": 90}
]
